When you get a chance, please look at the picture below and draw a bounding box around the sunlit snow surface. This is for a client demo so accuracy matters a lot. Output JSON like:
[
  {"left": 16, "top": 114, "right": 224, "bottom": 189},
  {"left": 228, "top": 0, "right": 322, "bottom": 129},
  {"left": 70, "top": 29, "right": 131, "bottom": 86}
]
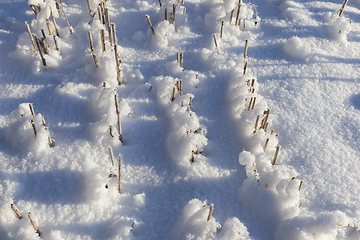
[{"left": 1, "top": 0, "right": 360, "bottom": 239}]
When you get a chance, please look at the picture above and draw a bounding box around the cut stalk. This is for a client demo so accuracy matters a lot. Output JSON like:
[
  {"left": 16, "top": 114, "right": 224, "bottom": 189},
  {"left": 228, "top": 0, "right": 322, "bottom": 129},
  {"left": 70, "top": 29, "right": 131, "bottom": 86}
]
[
  {"left": 30, "top": 4, "right": 38, "bottom": 16},
  {"left": 243, "top": 61, "right": 247, "bottom": 75},
  {"left": 10, "top": 204, "right": 22, "bottom": 219},
  {"left": 172, "top": 4, "right": 176, "bottom": 26},
  {"left": 50, "top": 7, "right": 59, "bottom": 37},
  {"left": 110, "top": 125, "right": 114, "bottom": 137},
  {"left": 45, "top": 127, "right": 54, "bottom": 147},
  {"left": 251, "top": 97, "right": 256, "bottom": 110},
  {"left": 100, "top": 2, "right": 105, "bottom": 23},
  {"left": 207, "top": 204, "right": 213, "bottom": 221},
  {"left": 263, "top": 138, "right": 269, "bottom": 152},
  {"left": 114, "top": 94, "right": 123, "bottom": 143},
  {"left": 100, "top": 29, "right": 106, "bottom": 52},
  {"left": 272, "top": 146, "right": 280, "bottom": 165},
  {"left": 34, "top": 35, "right": 47, "bottom": 66},
  {"left": 28, "top": 212, "right": 41, "bottom": 237},
  {"left": 261, "top": 109, "right": 270, "bottom": 129},
  {"left": 111, "top": 23, "right": 117, "bottom": 46},
  {"left": 145, "top": 15, "right": 155, "bottom": 34},
  {"left": 244, "top": 39, "right": 248, "bottom": 59},
  {"left": 88, "top": 31, "right": 98, "bottom": 67},
  {"left": 248, "top": 97, "right": 253, "bottom": 110},
  {"left": 29, "top": 103, "right": 35, "bottom": 117},
  {"left": 105, "top": 8, "right": 112, "bottom": 48},
  {"left": 264, "top": 122, "right": 269, "bottom": 132},
  {"left": 189, "top": 97, "right": 192, "bottom": 105},
  {"left": 25, "top": 22, "right": 37, "bottom": 55},
  {"left": 180, "top": 53, "right": 183, "bottom": 68},
  {"left": 30, "top": 120, "right": 37, "bottom": 138},
  {"left": 118, "top": 154, "right": 122, "bottom": 193},
  {"left": 53, "top": 35, "right": 59, "bottom": 50},
  {"left": 109, "top": 147, "right": 115, "bottom": 166},
  {"left": 220, "top": 20, "right": 224, "bottom": 40},
  {"left": 235, "top": 0, "right": 241, "bottom": 26},
  {"left": 165, "top": 8, "right": 167, "bottom": 20},
  {"left": 158, "top": 0, "right": 162, "bottom": 8},
  {"left": 213, "top": 34, "right": 218, "bottom": 48},
  {"left": 180, "top": 80, "right": 182, "bottom": 93},
  {"left": 177, "top": 52, "right": 179, "bottom": 62},
  {"left": 98, "top": 6, "right": 103, "bottom": 24},
  {"left": 114, "top": 44, "right": 121, "bottom": 85},
  {"left": 42, "top": 38, "right": 48, "bottom": 54},
  {"left": 339, "top": 0, "right": 348, "bottom": 17},
  {"left": 46, "top": 19, "right": 52, "bottom": 36},
  {"left": 87, "top": 0, "right": 92, "bottom": 15},
  {"left": 171, "top": 87, "right": 176, "bottom": 102},
  {"left": 253, "top": 115, "right": 259, "bottom": 133},
  {"left": 229, "top": 9, "right": 234, "bottom": 25},
  {"left": 298, "top": 180, "right": 303, "bottom": 191}
]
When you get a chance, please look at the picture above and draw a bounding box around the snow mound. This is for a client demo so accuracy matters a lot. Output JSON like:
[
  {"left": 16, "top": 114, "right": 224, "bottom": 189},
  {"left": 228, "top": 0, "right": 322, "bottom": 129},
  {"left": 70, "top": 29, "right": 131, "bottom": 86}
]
[{"left": 283, "top": 36, "right": 310, "bottom": 61}]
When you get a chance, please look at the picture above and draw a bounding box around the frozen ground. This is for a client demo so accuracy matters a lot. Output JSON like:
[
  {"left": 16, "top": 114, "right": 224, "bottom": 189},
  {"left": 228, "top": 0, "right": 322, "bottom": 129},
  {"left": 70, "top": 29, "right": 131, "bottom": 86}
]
[{"left": 1, "top": 0, "right": 360, "bottom": 239}]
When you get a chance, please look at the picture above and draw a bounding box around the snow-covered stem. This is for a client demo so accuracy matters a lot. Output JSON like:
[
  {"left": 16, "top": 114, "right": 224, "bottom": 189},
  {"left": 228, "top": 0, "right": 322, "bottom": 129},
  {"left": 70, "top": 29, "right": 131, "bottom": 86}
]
[
  {"left": 109, "top": 147, "right": 115, "bottom": 166},
  {"left": 100, "top": 29, "right": 106, "bottom": 52},
  {"left": 171, "top": 87, "right": 176, "bottom": 102},
  {"left": 235, "top": 0, "right": 241, "bottom": 26},
  {"left": 244, "top": 39, "right": 248, "bottom": 59},
  {"left": 220, "top": 21, "right": 224, "bottom": 40},
  {"left": 53, "top": 36, "right": 59, "bottom": 51},
  {"left": 145, "top": 15, "right": 155, "bottom": 34},
  {"left": 30, "top": 4, "right": 38, "bottom": 16},
  {"left": 207, "top": 204, "right": 214, "bottom": 221},
  {"left": 114, "top": 94, "right": 123, "bottom": 143},
  {"left": 25, "top": 22, "right": 37, "bottom": 55},
  {"left": 50, "top": 7, "right": 59, "bottom": 37},
  {"left": 41, "top": 38, "right": 48, "bottom": 54},
  {"left": 264, "top": 138, "right": 269, "bottom": 152},
  {"left": 272, "top": 146, "right": 280, "bottom": 165},
  {"left": 56, "top": 1, "right": 73, "bottom": 34},
  {"left": 180, "top": 53, "right": 183, "bottom": 68},
  {"left": 33, "top": 34, "right": 46, "bottom": 66},
  {"left": 172, "top": 4, "right": 176, "bottom": 26},
  {"left": 251, "top": 97, "right": 256, "bottom": 110},
  {"left": 10, "top": 204, "right": 22, "bottom": 219},
  {"left": 114, "top": 44, "right": 121, "bottom": 84},
  {"left": 29, "top": 103, "right": 35, "bottom": 117},
  {"left": 339, "top": 0, "right": 348, "bottom": 17},
  {"left": 28, "top": 212, "right": 41, "bottom": 237},
  {"left": 229, "top": 9, "right": 234, "bottom": 25},
  {"left": 87, "top": 0, "right": 92, "bottom": 15},
  {"left": 105, "top": 8, "right": 112, "bottom": 48},
  {"left": 165, "top": 8, "right": 167, "bottom": 21},
  {"left": 213, "top": 34, "right": 218, "bottom": 48},
  {"left": 98, "top": 6, "right": 102, "bottom": 24},
  {"left": 118, "top": 154, "right": 122, "bottom": 193},
  {"left": 243, "top": 61, "right": 247, "bottom": 75},
  {"left": 88, "top": 31, "right": 98, "bottom": 67},
  {"left": 253, "top": 115, "right": 259, "bottom": 133},
  {"left": 111, "top": 23, "right": 117, "bottom": 46},
  {"left": 46, "top": 19, "right": 52, "bottom": 36}
]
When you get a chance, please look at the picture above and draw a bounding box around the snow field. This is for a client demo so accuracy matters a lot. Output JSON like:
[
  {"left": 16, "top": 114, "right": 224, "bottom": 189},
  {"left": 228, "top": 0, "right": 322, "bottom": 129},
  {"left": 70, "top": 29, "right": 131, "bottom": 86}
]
[{"left": 2, "top": 0, "right": 360, "bottom": 239}]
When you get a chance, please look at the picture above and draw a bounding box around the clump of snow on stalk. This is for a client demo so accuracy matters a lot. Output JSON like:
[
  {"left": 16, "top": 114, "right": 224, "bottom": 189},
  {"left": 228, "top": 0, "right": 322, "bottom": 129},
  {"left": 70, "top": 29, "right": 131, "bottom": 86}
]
[
  {"left": 170, "top": 199, "right": 220, "bottom": 240},
  {"left": 283, "top": 36, "right": 311, "bottom": 61},
  {"left": 5, "top": 103, "right": 51, "bottom": 154},
  {"left": 275, "top": 210, "right": 358, "bottom": 240},
  {"left": 170, "top": 199, "right": 251, "bottom": 240},
  {"left": 323, "top": 11, "right": 352, "bottom": 42},
  {"left": 88, "top": 82, "right": 130, "bottom": 146}
]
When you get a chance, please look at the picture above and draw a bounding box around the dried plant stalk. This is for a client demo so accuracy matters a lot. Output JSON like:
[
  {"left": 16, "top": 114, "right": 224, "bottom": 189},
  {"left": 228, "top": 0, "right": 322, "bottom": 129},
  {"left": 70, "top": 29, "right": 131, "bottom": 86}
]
[
  {"left": 339, "top": 0, "right": 348, "bottom": 17},
  {"left": 172, "top": 4, "right": 176, "bottom": 26},
  {"left": 145, "top": 15, "right": 155, "bottom": 34},
  {"left": 28, "top": 212, "right": 41, "bottom": 236},
  {"left": 114, "top": 94, "right": 123, "bottom": 143},
  {"left": 56, "top": 1, "right": 73, "bottom": 34},
  {"left": 30, "top": 4, "right": 38, "bottom": 16},
  {"left": 253, "top": 115, "right": 259, "bottom": 133},
  {"left": 235, "top": 0, "right": 241, "bottom": 26},
  {"left": 111, "top": 23, "right": 117, "bottom": 46},
  {"left": 171, "top": 87, "right": 176, "bottom": 102},
  {"left": 50, "top": 7, "right": 59, "bottom": 37},
  {"left": 10, "top": 204, "right": 22, "bottom": 219},
  {"left": 46, "top": 19, "right": 52, "bottom": 36},
  {"left": 165, "top": 8, "right": 167, "bottom": 20},
  {"left": 272, "top": 146, "right": 280, "bottom": 165},
  {"left": 88, "top": 31, "right": 98, "bottom": 67},
  {"left": 100, "top": 29, "right": 106, "bottom": 52},
  {"left": 177, "top": 52, "right": 179, "bottom": 62},
  {"left": 229, "top": 9, "right": 234, "bottom": 25},
  {"left": 42, "top": 38, "right": 48, "bottom": 54},
  {"left": 34, "top": 35, "right": 47, "bottom": 66},
  {"left": 158, "top": 0, "right": 162, "bottom": 8},
  {"left": 243, "top": 61, "right": 247, "bottom": 75},
  {"left": 25, "top": 22, "right": 37, "bottom": 55},
  {"left": 105, "top": 8, "right": 112, "bottom": 47},
  {"left": 87, "top": 0, "right": 92, "bottom": 15},
  {"left": 207, "top": 204, "right": 214, "bottom": 221},
  {"left": 30, "top": 120, "right": 37, "bottom": 137},
  {"left": 213, "top": 34, "right": 218, "bottom": 48},
  {"left": 109, "top": 147, "right": 115, "bottom": 166},
  {"left": 53, "top": 35, "right": 59, "bottom": 50},
  {"left": 251, "top": 97, "right": 256, "bottom": 110},
  {"left": 118, "top": 154, "right": 122, "bottom": 193},
  {"left": 220, "top": 20, "right": 224, "bottom": 39},
  {"left": 114, "top": 44, "right": 121, "bottom": 85},
  {"left": 29, "top": 103, "right": 35, "bottom": 117},
  {"left": 244, "top": 39, "right": 248, "bottom": 59},
  {"left": 263, "top": 138, "right": 269, "bottom": 152},
  {"left": 248, "top": 97, "right": 253, "bottom": 110},
  {"left": 298, "top": 180, "right": 303, "bottom": 191},
  {"left": 41, "top": 29, "right": 46, "bottom": 39},
  {"left": 180, "top": 53, "right": 183, "bottom": 68},
  {"left": 98, "top": 6, "right": 103, "bottom": 23}
]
